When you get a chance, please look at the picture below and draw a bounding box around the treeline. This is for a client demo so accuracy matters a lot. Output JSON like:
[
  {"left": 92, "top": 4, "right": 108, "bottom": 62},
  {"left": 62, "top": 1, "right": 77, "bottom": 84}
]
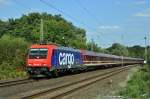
[
  {"left": 0, "top": 12, "right": 148, "bottom": 79},
  {"left": 0, "top": 13, "right": 88, "bottom": 49}
]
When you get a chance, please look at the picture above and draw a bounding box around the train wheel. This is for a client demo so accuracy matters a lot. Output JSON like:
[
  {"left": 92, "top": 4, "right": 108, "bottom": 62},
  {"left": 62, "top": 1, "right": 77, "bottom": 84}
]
[
  {"left": 52, "top": 70, "right": 59, "bottom": 78},
  {"left": 46, "top": 72, "right": 52, "bottom": 78}
]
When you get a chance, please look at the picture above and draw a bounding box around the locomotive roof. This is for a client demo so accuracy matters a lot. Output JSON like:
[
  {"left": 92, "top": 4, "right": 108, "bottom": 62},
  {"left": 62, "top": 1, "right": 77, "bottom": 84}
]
[{"left": 56, "top": 46, "right": 80, "bottom": 52}]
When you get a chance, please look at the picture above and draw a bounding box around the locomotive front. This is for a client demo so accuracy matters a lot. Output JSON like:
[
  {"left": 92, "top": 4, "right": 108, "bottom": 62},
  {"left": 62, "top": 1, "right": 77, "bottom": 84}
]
[{"left": 26, "top": 44, "right": 57, "bottom": 77}]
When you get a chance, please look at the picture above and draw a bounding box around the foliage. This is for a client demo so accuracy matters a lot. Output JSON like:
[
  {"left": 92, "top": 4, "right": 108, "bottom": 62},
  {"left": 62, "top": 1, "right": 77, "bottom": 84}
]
[
  {"left": 119, "top": 65, "right": 150, "bottom": 98},
  {"left": 127, "top": 46, "right": 150, "bottom": 64},
  {"left": 0, "top": 35, "right": 28, "bottom": 79},
  {"left": 86, "top": 41, "right": 102, "bottom": 52},
  {"left": 0, "top": 13, "right": 87, "bottom": 49},
  {"left": 106, "top": 43, "right": 129, "bottom": 56},
  {"left": 0, "top": 35, "right": 28, "bottom": 67},
  {"left": 127, "top": 45, "right": 145, "bottom": 58},
  {"left": 0, "top": 62, "right": 27, "bottom": 80}
]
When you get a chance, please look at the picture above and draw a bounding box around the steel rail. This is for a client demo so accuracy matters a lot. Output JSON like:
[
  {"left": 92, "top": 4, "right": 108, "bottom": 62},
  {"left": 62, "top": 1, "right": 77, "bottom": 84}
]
[
  {"left": 0, "top": 78, "right": 34, "bottom": 88},
  {"left": 22, "top": 65, "right": 133, "bottom": 99}
]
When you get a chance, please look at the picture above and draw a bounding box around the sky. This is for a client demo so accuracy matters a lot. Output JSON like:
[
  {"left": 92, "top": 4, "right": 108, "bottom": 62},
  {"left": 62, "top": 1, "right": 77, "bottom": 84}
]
[{"left": 0, "top": 0, "right": 150, "bottom": 48}]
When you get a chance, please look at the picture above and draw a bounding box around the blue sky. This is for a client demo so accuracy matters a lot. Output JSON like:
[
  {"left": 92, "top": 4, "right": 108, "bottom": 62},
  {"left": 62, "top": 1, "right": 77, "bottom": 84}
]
[{"left": 0, "top": 0, "right": 150, "bottom": 48}]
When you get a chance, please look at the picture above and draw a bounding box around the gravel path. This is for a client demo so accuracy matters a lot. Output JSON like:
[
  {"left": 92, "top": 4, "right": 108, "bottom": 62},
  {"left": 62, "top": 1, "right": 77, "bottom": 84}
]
[
  {"left": 0, "top": 67, "right": 121, "bottom": 98},
  {"left": 0, "top": 65, "right": 140, "bottom": 99},
  {"left": 62, "top": 66, "right": 140, "bottom": 99}
]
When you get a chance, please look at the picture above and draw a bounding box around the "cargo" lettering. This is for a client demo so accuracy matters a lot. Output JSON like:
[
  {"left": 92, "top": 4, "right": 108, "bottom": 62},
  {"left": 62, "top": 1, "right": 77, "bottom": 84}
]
[{"left": 59, "top": 52, "right": 74, "bottom": 66}]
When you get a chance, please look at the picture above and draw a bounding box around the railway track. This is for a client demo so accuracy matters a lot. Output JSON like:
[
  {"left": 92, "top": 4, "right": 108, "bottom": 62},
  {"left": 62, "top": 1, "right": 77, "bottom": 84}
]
[
  {"left": 0, "top": 78, "right": 34, "bottom": 88},
  {"left": 22, "top": 65, "right": 133, "bottom": 99}
]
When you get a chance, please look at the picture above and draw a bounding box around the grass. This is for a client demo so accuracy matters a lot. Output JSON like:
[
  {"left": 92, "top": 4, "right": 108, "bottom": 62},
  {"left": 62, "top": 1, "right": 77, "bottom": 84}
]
[
  {"left": 0, "top": 62, "right": 27, "bottom": 80},
  {"left": 118, "top": 65, "right": 150, "bottom": 99}
]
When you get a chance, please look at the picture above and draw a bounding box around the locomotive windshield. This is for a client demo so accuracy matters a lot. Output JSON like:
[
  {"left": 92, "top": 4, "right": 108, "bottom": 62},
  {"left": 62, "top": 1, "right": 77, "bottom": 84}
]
[{"left": 29, "top": 48, "right": 48, "bottom": 59}]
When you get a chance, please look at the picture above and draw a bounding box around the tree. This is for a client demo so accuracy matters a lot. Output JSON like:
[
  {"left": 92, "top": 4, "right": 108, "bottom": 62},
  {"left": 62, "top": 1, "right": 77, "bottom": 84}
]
[
  {"left": 107, "top": 43, "right": 129, "bottom": 56},
  {"left": 0, "top": 12, "right": 87, "bottom": 49},
  {"left": 86, "top": 41, "right": 102, "bottom": 52},
  {"left": 0, "top": 35, "right": 28, "bottom": 67},
  {"left": 127, "top": 45, "right": 145, "bottom": 58}
]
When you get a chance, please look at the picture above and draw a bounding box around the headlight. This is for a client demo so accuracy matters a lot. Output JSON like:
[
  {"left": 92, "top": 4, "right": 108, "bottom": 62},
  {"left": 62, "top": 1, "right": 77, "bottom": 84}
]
[
  {"left": 28, "top": 64, "right": 32, "bottom": 66},
  {"left": 43, "top": 64, "right": 47, "bottom": 66}
]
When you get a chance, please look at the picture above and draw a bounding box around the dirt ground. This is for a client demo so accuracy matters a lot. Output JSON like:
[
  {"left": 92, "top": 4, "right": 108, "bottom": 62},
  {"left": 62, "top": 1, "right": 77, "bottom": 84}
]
[
  {"left": 62, "top": 66, "right": 140, "bottom": 99},
  {"left": 0, "top": 65, "right": 140, "bottom": 99}
]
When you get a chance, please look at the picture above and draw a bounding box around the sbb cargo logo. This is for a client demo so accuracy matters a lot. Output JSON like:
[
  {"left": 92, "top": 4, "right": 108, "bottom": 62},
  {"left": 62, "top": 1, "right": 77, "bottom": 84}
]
[{"left": 59, "top": 52, "right": 74, "bottom": 67}]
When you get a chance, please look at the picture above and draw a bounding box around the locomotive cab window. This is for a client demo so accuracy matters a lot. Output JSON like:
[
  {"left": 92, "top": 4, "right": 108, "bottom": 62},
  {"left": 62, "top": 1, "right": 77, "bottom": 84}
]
[{"left": 29, "top": 48, "right": 48, "bottom": 59}]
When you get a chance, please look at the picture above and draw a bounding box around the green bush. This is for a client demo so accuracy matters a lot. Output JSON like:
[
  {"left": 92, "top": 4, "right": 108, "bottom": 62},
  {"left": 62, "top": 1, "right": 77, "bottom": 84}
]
[
  {"left": 119, "top": 65, "right": 150, "bottom": 98},
  {"left": 0, "top": 35, "right": 28, "bottom": 79},
  {"left": 0, "top": 62, "right": 27, "bottom": 80}
]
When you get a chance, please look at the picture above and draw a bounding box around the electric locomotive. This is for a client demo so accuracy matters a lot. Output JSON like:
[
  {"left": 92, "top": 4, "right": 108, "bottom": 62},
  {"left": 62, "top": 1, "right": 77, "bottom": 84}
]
[{"left": 26, "top": 44, "right": 83, "bottom": 77}]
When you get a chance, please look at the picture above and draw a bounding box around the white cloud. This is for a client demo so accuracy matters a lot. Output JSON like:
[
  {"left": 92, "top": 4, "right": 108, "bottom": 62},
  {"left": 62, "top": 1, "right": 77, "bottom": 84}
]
[
  {"left": 134, "top": 8, "right": 150, "bottom": 17},
  {"left": 0, "top": 0, "right": 11, "bottom": 6},
  {"left": 25, "top": 8, "right": 42, "bottom": 13},
  {"left": 114, "top": 1, "right": 121, "bottom": 5},
  {"left": 96, "top": 25, "right": 121, "bottom": 34},
  {"left": 134, "top": 0, "right": 147, "bottom": 5},
  {"left": 115, "top": 0, "right": 147, "bottom": 6},
  {"left": 98, "top": 25, "right": 120, "bottom": 30}
]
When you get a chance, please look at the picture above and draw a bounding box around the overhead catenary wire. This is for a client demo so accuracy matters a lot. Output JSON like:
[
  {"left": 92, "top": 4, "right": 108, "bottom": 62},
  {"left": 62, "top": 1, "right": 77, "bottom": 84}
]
[
  {"left": 13, "top": 0, "right": 32, "bottom": 11},
  {"left": 73, "top": 0, "right": 102, "bottom": 26},
  {"left": 39, "top": 0, "right": 102, "bottom": 34},
  {"left": 13, "top": 0, "right": 104, "bottom": 44},
  {"left": 9, "top": 0, "right": 148, "bottom": 49},
  {"left": 125, "top": 38, "right": 144, "bottom": 46},
  {"left": 13, "top": 0, "right": 105, "bottom": 46},
  {"left": 39, "top": 0, "right": 81, "bottom": 24},
  {"left": 13, "top": 0, "right": 116, "bottom": 47},
  {"left": 72, "top": 0, "right": 106, "bottom": 44},
  {"left": 100, "top": 36, "right": 145, "bottom": 48}
]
